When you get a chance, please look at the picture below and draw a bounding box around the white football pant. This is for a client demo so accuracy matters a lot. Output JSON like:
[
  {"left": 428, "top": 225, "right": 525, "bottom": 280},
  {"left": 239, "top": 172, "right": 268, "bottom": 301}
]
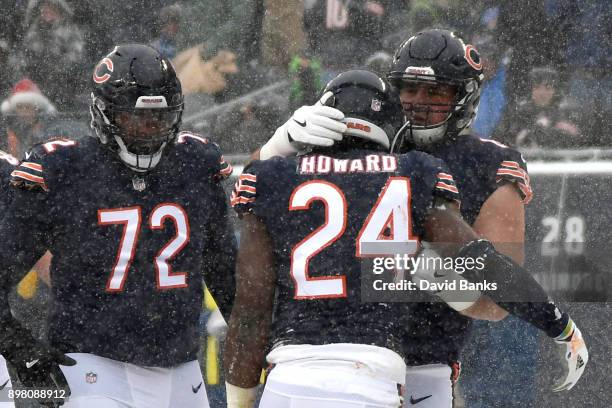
[
  {"left": 60, "top": 353, "right": 208, "bottom": 408},
  {"left": 403, "top": 364, "right": 455, "bottom": 408},
  {"left": 0, "top": 355, "right": 14, "bottom": 408},
  {"left": 259, "top": 344, "right": 405, "bottom": 408}
]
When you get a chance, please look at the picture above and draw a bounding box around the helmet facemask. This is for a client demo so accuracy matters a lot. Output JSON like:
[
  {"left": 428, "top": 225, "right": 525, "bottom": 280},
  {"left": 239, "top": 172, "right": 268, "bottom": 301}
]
[
  {"left": 90, "top": 94, "right": 183, "bottom": 172},
  {"left": 390, "top": 76, "right": 481, "bottom": 151}
]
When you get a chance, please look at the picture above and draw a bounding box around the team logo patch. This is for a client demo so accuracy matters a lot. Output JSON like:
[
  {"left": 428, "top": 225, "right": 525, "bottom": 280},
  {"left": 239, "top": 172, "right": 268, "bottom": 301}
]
[
  {"left": 464, "top": 45, "right": 482, "bottom": 70},
  {"left": 85, "top": 372, "right": 97, "bottom": 384},
  {"left": 93, "top": 57, "right": 114, "bottom": 84},
  {"left": 132, "top": 176, "right": 146, "bottom": 191},
  {"left": 371, "top": 99, "right": 381, "bottom": 112}
]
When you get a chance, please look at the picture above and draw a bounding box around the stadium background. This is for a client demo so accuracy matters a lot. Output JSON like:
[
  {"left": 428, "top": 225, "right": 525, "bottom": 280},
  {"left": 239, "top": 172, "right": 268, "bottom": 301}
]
[{"left": 1, "top": 1, "right": 609, "bottom": 406}]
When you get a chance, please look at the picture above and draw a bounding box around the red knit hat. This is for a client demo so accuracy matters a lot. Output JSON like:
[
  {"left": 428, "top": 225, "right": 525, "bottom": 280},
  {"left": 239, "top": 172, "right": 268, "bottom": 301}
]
[{"left": 1, "top": 79, "right": 56, "bottom": 114}]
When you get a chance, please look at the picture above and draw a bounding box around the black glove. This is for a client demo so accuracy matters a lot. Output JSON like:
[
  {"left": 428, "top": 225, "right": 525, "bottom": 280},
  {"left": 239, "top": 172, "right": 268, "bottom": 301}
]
[{"left": 1, "top": 317, "right": 76, "bottom": 407}]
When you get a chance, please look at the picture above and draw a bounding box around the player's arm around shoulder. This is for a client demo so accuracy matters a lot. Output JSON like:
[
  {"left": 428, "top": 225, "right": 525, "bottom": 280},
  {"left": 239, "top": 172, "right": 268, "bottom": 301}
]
[
  {"left": 453, "top": 184, "right": 525, "bottom": 320},
  {"left": 462, "top": 148, "right": 532, "bottom": 320}
]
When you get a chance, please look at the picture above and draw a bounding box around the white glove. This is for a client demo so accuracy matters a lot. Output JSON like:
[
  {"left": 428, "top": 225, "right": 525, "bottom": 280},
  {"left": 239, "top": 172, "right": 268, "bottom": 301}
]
[
  {"left": 226, "top": 382, "right": 258, "bottom": 408},
  {"left": 412, "top": 244, "right": 481, "bottom": 312},
  {"left": 259, "top": 101, "right": 346, "bottom": 160},
  {"left": 552, "top": 319, "right": 588, "bottom": 392},
  {"left": 206, "top": 308, "right": 228, "bottom": 338}
]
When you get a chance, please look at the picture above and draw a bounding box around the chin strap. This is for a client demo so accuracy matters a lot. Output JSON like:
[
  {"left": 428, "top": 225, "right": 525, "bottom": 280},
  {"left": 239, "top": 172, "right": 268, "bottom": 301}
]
[
  {"left": 114, "top": 136, "right": 166, "bottom": 171},
  {"left": 390, "top": 120, "right": 449, "bottom": 152}
]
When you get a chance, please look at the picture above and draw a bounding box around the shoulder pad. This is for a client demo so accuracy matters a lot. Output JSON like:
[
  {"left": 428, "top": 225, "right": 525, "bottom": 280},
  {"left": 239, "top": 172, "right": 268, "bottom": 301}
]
[
  {"left": 27, "top": 138, "right": 78, "bottom": 160},
  {"left": 231, "top": 160, "right": 264, "bottom": 214},
  {"left": 176, "top": 131, "right": 211, "bottom": 146},
  {"left": 477, "top": 138, "right": 532, "bottom": 203},
  {"left": 176, "top": 131, "right": 233, "bottom": 179}
]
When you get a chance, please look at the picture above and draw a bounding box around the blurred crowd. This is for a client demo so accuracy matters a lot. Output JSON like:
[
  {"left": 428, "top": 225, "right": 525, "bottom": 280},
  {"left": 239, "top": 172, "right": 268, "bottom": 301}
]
[{"left": 0, "top": 0, "right": 610, "bottom": 158}]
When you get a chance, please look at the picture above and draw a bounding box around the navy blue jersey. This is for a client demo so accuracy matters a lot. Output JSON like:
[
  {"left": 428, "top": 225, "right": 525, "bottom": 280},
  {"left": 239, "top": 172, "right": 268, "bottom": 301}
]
[
  {"left": 0, "top": 150, "right": 19, "bottom": 214},
  {"left": 232, "top": 149, "right": 460, "bottom": 359},
  {"left": 0, "top": 132, "right": 236, "bottom": 367},
  {"left": 403, "top": 135, "right": 531, "bottom": 366}
]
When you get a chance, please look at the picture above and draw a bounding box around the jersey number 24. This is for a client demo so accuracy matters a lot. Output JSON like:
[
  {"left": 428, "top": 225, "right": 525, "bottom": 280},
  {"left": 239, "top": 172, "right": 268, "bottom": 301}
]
[{"left": 289, "top": 178, "right": 419, "bottom": 299}]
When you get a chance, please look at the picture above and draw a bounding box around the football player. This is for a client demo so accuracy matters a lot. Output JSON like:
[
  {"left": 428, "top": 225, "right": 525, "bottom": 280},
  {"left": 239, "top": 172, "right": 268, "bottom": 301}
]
[
  {"left": 0, "top": 149, "right": 18, "bottom": 408},
  {"left": 224, "top": 70, "right": 581, "bottom": 408},
  {"left": 0, "top": 44, "right": 236, "bottom": 408},
  {"left": 387, "top": 29, "right": 535, "bottom": 407},
  {"left": 390, "top": 29, "right": 587, "bottom": 405},
  {"left": 252, "top": 30, "right": 587, "bottom": 407}
]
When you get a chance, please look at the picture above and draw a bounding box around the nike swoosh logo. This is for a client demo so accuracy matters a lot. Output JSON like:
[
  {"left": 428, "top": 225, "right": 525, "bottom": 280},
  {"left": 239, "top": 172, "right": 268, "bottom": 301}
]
[
  {"left": 192, "top": 382, "right": 203, "bottom": 393},
  {"left": 293, "top": 119, "right": 307, "bottom": 127},
  {"left": 25, "top": 152, "right": 32, "bottom": 159},
  {"left": 0, "top": 379, "right": 9, "bottom": 390},
  {"left": 25, "top": 359, "right": 39, "bottom": 369},
  {"left": 410, "top": 395, "right": 432, "bottom": 404}
]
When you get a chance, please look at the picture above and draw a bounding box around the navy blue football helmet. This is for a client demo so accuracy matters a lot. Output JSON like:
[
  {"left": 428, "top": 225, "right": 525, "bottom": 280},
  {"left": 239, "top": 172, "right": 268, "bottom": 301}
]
[
  {"left": 321, "top": 69, "right": 403, "bottom": 151},
  {"left": 90, "top": 44, "right": 184, "bottom": 171},
  {"left": 388, "top": 29, "right": 484, "bottom": 149}
]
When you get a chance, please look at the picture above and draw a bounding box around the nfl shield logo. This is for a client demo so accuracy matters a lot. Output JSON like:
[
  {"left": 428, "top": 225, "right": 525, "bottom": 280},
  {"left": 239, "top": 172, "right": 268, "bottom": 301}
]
[
  {"left": 85, "top": 372, "right": 97, "bottom": 384},
  {"left": 132, "top": 176, "right": 146, "bottom": 191},
  {"left": 371, "top": 99, "right": 381, "bottom": 112}
]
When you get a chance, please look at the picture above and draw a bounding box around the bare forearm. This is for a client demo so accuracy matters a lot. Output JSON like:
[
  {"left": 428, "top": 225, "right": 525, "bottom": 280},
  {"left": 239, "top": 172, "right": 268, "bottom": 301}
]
[
  {"left": 224, "top": 306, "right": 271, "bottom": 388},
  {"left": 460, "top": 296, "right": 507, "bottom": 321}
]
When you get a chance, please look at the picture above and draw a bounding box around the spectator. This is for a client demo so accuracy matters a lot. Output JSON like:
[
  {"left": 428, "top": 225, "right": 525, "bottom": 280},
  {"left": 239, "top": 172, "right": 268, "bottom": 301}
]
[
  {"left": 0, "top": 1, "right": 27, "bottom": 96},
  {"left": 364, "top": 51, "right": 393, "bottom": 76},
  {"left": 563, "top": 0, "right": 611, "bottom": 146},
  {"left": 304, "top": 0, "right": 408, "bottom": 79},
  {"left": 471, "top": 35, "right": 509, "bottom": 139},
  {"left": 173, "top": 46, "right": 239, "bottom": 97},
  {"left": 184, "top": 0, "right": 264, "bottom": 64},
  {"left": 1, "top": 78, "right": 56, "bottom": 158},
  {"left": 495, "top": 67, "right": 581, "bottom": 148},
  {"left": 261, "top": 0, "right": 306, "bottom": 70},
  {"left": 496, "top": 0, "right": 572, "bottom": 105},
  {"left": 20, "top": 0, "right": 86, "bottom": 111},
  {"left": 288, "top": 53, "right": 323, "bottom": 111},
  {"left": 150, "top": 3, "right": 183, "bottom": 59}
]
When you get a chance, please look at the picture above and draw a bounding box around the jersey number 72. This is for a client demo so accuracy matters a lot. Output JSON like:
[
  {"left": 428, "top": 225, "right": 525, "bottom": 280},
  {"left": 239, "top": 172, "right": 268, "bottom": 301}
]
[{"left": 98, "top": 204, "right": 189, "bottom": 292}]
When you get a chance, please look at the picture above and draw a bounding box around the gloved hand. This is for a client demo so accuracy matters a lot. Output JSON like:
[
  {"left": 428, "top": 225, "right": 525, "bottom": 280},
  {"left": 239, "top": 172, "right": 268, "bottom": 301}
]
[
  {"left": 552, "top": 319, "right": 588, "bottom": 392},
  {"left": 206, "top": 308, "right": 228, "bottom": 338},
  {"left": 259, "top": 98, "right": 346, "bottom": 160},
  {"left": 1, "top": 318, "right": 76, "bottom": 407}
]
